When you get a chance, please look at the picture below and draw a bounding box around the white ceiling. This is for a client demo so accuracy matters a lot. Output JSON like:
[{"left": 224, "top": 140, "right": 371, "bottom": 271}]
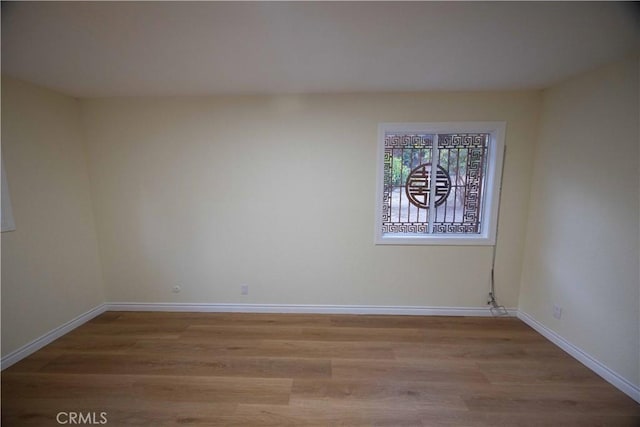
[{"left": 2, "top": 2, "right": 638, "bottom": 97}]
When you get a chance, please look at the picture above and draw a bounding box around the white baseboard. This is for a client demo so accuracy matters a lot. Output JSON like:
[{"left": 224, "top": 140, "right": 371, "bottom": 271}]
[
  {"left": 1, "top": 303, "right": 107, "bottom": 370},
  {"left": 517, "top": 310, "right": 640, "bottom": 404},
  {"left": 106, "top": 302, "right": 518, "bottom": 317}
]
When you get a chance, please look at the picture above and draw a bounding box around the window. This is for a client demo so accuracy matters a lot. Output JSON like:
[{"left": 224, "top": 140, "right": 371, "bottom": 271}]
[{"left": 375, "top": 122, "right": 505, "bottom": 245}]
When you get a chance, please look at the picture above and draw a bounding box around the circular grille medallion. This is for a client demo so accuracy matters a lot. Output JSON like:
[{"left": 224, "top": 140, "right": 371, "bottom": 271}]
[{"left": 405, "top": 163, "right": 451, "bottom": 209}]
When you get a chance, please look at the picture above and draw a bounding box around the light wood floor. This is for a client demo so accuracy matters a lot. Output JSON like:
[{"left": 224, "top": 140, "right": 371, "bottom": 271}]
[{"left": 2, "top": 312, "right": 639, "bottom": 426}]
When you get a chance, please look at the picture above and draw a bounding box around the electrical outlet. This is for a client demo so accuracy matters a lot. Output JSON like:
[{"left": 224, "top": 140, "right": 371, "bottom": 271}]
[
  {"left": 240, "top": 284, "right": 249, "bottom": 295},
  {"left": 552, "top": 305, "right": 562, "bottom": 320},
  {"left": 172, "top": 284, "right": 182, "bottom": 293}
]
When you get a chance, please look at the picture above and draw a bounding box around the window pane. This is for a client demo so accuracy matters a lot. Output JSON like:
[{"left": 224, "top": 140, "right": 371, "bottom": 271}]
[
  {"left": 433, "top": 133, "right": 489, "bottom": 234},
  {"left": 382, "top": 133, "right": 433, "bottom": 235}
]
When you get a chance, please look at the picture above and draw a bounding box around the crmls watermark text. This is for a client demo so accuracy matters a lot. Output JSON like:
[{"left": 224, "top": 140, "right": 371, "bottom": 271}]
[{"left": 56, "top": 412, "right": 107, "bottom": 425}]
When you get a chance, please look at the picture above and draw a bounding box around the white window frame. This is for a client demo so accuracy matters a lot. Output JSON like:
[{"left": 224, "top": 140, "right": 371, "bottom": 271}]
[{"left": 375, "top": 121, "right": 505, "bottom": 246}]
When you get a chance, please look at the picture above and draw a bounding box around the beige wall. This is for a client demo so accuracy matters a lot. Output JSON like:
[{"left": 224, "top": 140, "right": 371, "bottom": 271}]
[
  {"left": 81, "top": 92, "right": 540, "bottom": 308},
  {"left": 1, "top": 77, "right": 105, "bottom": 357},
  {"left": 519, "top": 56, "right": 640, "bottom": 387}
]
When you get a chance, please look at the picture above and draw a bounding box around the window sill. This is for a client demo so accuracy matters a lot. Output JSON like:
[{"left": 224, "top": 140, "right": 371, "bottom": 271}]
[{"left": 375, "top": 234, "right": 495, "bottom": 246}]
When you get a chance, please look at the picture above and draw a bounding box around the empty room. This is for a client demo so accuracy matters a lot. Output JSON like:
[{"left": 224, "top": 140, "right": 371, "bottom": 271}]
[{"left": 1, "top": 1, "right": 639, "bottom": 426}]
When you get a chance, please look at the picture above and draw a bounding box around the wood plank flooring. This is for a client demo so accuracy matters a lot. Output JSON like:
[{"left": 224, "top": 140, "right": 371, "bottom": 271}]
[{"left": 2, "top": 312, "right": 639, "bottom": 426}]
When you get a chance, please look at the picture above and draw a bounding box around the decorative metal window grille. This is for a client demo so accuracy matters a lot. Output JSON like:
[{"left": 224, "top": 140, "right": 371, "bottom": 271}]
[{"left": 378, "top": 125, "right": 501, "bottom": 244}]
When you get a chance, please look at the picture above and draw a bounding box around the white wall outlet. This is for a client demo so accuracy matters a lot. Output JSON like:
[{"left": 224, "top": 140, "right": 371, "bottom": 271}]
[
  {"left": 172, "top": 284, "right": 182, "bottom": 293},
  {"left": 240, "top": 284, "right": 249, "bottom": 295},
  {"left": 553, "top": 305, "right": 562, "bottom": 319}
]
